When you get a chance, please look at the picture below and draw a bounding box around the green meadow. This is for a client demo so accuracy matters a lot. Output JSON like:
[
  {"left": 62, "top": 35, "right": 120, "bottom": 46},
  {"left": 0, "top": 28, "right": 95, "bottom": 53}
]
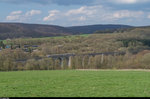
[
  {"left": 0, "top": 34, "right": 90, "bottom": 44},
  {"left": 0, "top": 70, "right": 150, "bottom": 97},
  {"left": 21, "top": 34, "right": 90, "bottom": 40}
]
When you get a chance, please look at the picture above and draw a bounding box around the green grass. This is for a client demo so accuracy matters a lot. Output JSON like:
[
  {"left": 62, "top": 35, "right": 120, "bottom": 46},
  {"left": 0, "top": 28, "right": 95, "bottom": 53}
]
[
  {"left": 24, "top": 34, "right": 90, "bottom": 40},
  {"left": 0, "top": 70, "right": 150, "bottom": 97},
  {"left": 1, "top": 34, "right": 90, "bottom": 44}
]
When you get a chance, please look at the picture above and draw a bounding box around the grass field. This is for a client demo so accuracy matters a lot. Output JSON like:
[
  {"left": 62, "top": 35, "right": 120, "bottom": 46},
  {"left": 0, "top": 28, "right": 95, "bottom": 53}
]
[
  {"left": 0, "top": 34, "right": 90, "bottom": 44},
  {"left": 0, "top": 70, "right": 150, "bottom": 97},
  {"left": 21, "top": 34, "right": 90, "bottom": 40}
]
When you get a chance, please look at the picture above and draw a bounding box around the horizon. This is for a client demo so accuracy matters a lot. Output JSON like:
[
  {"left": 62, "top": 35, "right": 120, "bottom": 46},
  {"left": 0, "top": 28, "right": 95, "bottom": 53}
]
[
  {"left": 0, "top": 21, "right": 134, "bottom": 27},
  {"left": 1, "top": 0, "right": 150, "bottom": 26},
  {"left": 1, "top": 22, "right": 150, "bottom": 27}
]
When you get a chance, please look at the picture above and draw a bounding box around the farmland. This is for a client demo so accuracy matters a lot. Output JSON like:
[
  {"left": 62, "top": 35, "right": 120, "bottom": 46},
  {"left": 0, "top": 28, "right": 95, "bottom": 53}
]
[
  {"left": 1, "top": 34, "right": 90, "bottom": 44},
  {"left": 0, "top": 70, "right": 150, "bottom": 97}
]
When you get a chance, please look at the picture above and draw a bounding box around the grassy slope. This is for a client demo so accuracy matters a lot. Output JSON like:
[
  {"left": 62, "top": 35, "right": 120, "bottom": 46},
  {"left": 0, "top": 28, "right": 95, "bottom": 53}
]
[
  {"left": 23, "top": 34, "right": 90, "bottom": 40},
  {"left": 0, "top": 70, "right": 150, "bottom": 97},
  {"left": 1, "top": 34, "right": 90, "bottom": 44}
]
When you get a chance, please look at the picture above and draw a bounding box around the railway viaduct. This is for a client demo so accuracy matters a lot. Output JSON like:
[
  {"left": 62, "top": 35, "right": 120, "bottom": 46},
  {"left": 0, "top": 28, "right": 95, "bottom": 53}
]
[
  {"left": 16, "top": 52, "right": 126, "bottom": 68},
  {"left": 46, "top": 52, "right": 126, "bottom": 68}
]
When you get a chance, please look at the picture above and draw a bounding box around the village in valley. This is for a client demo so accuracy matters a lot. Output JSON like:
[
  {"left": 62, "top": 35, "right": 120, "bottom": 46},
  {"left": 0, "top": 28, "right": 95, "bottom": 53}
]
[{"left": 0, "top": 39, "right": 39, "bottom": 52}]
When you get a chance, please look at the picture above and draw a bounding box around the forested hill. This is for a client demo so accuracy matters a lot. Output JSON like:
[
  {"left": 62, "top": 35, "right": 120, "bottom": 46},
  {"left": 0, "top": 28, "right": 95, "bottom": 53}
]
[
  {"left": 0, "top": 23, "right": 74, "bottom": 40},
  {"left": 67, "top": 24, "right": 133, "bottom": 34},
  {"left": 0, "top": 23, "right": 133, "bottom": 40}
]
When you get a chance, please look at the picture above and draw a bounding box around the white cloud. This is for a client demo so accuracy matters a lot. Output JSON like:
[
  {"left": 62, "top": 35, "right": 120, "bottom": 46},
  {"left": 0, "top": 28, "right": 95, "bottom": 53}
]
[
  {"left": 25, "top": 10, "right": 41, "bottom": 16},
  {"left": 6, "top": 11, "right": 22, "bottom": 21},
  {"left": 6, "top": 10, "right": 41, "bottom": 21},
  {"left": 65, "top": 6, "right": 88, "bottom": 16},
  {"left": 6, "top": 15, "right": 21, "bottom": 21},
  {"left": 43, "top": 6, "right": 103, "bottom": 22},
  {"left": 65, "top": 6, "right": 101, "bottom": 16},
  {"left": 43, "top": 10, "right": 60, "bottom": 21},
  {"left": 109, "top": 0, "right": 149, "bottom": 4},
  {"left": 65, "top": 6, "right": 144, "bottom": 21},
  {"left": 64, "top": 6, "right": 103, "bottom": 22},
  {"left": 70, "top": 16, "right": 87, "bottom": 21},
  {"left": 79, "top": 16, "right": 86, "bottom": 21},
  {"left": 148, "top": 14, "right": 150, "bottom": 19},
  {"left": 112, "top": 10, "right": 144, "bottom": 19},
  {"left": 6, "top": 6, "right": 147, "bottom": 26},
  {"left": 43, "top": 5, "right": 146, "bottom": 25},
  {"left": 10, "top": 11, "right": 22, "bottom": 15}
]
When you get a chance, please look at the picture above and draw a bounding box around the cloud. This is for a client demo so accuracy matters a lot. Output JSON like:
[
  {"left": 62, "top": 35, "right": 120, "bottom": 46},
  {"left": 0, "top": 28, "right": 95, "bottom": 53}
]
[
  {"left": 65, "top": 6, "right": 100, "bottom": 16},
  {"left": 6, "top": 15, "right": 21, "bottom": 21},
  {"left": 43, "top": 10, "right": 60, "bottom": 21},
  {"left": 78, "top": 16, "right": 86, "bottom": 21},
  {"left": 112, "top": 10, "right": 144, "bottom": 19},
  {"left": 6, "top": 10, "right": 41, "bottom": 21},
  {"left": 25, "top": 10, "right": 41, "bottom": 16},
  {"left": 43, "top": 6, "right": 102, "bottom": 22},
  {"left": 68, "top": 16, "right": 87, "bottom": 21},
  {"left": 108, "top": 0, "right": 150, "bottom": 4},
  {"left": 67, "top": 6, "right": 144, "bottom": 21},
  {"left": 43, "top": 5, "right": 146, "bottom": 26},
  {"left": 10, "top": 11, "right": 22, "bottom": 15},
  {"left": 148, "top": 14, "right": 150, "bottom": 19},
  {"left": 6, "top": 10, "right": 22, "bottom": 21}
]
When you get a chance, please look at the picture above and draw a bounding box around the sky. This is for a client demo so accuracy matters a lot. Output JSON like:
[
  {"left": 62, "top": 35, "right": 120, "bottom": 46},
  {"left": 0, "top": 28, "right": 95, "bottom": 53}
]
[{"left": 0, "top": 0, "right": 150, "bottom": 26}]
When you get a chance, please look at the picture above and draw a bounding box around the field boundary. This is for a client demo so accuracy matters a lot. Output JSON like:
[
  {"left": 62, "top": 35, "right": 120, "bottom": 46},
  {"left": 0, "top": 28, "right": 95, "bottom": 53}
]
[{"left": 76, "top": 69, "right": 150, "bottom": 72}]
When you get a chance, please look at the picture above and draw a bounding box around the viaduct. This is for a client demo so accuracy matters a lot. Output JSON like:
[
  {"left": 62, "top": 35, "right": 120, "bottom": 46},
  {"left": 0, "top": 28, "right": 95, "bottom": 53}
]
[
  {"left": 46, "top": 52, "right": 126, "bottom": 68},
  {"left": 16, "top": 52, "right": 126, "bottom": 68}
]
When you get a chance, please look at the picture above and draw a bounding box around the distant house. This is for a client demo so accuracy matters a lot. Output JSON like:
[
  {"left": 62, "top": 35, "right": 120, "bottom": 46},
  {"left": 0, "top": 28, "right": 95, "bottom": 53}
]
[
  {"left": 24, "top": 45, "right": 30, "bottom": 48},
  {"left": 23, "top": 48, "right": 29, "bottom": 52}
]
